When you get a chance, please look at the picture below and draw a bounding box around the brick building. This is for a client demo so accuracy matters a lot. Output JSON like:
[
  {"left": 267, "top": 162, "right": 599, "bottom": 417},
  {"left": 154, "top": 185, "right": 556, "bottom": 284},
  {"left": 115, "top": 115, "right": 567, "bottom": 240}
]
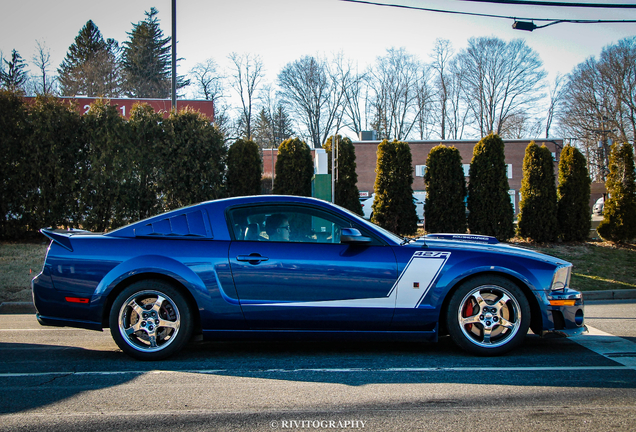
[{"left": 262, "top": 138, "right": 603, "bottom": 214}]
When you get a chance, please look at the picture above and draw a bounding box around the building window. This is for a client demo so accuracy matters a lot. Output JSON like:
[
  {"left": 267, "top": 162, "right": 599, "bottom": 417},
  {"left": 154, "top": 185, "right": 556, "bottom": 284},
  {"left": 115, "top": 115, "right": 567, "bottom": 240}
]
[
  {"left": 463, "top": 164, "right": 511, "bottom": 178},
  {"left": 415, "top": 165, "right": 426, "bottom": 177},
  {"left": 509, "top": 190, "right": 516, "bottom": 213}
]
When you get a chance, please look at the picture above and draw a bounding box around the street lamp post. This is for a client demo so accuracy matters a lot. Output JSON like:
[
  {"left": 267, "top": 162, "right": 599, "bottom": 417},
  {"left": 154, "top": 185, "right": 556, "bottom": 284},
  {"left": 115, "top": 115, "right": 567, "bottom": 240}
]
[{"left": 171, "top": 0, "right": 177, "bottom": 111}]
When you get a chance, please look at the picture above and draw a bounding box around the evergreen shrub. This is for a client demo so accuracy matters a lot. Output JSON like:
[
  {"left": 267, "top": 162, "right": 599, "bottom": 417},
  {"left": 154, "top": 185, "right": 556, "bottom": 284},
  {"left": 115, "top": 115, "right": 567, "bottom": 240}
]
[
  {"left": 273, "top": 137, "right": 313, "bottom": 197},
  {"left": 467, "top": 133, "right": 514, "bottom": 241},
  {"left": 372, "top": 139, "right": 418, "bottom": 236},
  {"left": 517, "top": 142, "right": 558, "bottom": 242},
  {"left": 226, "top": 139, "right": 263, "bottom": 197},
  {"left": 324, "top": 135, "right": 363, "bottom": 215},
  {"left": 597, "top": 142, "right": 636, "bottom": 243},
  {"left": 557, "top": 145, "right": 591, "bottom": 241},
  {"left": 424, "top": 145, "right": 467, "bottom": 233}
]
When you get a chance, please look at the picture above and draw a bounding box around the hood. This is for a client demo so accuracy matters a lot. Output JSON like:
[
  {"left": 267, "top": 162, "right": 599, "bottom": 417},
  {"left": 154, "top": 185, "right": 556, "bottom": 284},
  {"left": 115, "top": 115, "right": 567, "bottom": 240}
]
[{"left": 408, "top": 234, "right": 570, "bottom": 267}]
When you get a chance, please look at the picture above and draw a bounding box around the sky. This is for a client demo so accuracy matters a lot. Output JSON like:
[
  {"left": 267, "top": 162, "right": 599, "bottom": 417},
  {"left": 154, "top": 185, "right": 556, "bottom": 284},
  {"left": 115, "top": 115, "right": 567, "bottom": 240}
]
[{"left": 2, "top": 0, "right": 636, "bottom": 118}]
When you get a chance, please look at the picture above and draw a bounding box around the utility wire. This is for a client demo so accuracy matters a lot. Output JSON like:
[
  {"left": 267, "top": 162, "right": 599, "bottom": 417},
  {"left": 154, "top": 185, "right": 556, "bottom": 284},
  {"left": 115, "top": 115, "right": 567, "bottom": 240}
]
[
  {"left": 457, "top": 0, "right": 636, "bottom": 8},
  {"left": 340, "top": 0, "right": 636, "bottom": 23}
]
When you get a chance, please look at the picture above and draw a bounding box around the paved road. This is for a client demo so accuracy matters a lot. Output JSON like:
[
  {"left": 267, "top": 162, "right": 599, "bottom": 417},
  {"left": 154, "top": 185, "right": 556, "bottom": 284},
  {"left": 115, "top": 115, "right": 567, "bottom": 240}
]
[{"left": 1, "top": 301, "right": 635, "bottom": 431}]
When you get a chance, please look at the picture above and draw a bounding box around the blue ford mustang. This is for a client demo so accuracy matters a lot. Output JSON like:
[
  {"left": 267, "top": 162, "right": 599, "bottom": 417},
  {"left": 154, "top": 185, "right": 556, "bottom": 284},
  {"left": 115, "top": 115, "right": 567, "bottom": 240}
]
[{"left": 32, "top": 195, "right": 586, "bottom": 360}]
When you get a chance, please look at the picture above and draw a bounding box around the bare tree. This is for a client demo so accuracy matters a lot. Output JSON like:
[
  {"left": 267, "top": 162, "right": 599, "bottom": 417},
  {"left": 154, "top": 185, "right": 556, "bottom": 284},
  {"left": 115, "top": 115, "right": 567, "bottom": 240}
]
[
  {"left": 341, "top": 66, "right": 369, "bottom": 137},
  {"left": 598, "top": 37, "right": 636, "bottom": 145},
  {"left": 367, "top": 47, "right": 424, "bottom": 140},
  {"left": 559, "top": 58, "right": 614, "bottom": 180},
  {"left": 414, "top": 65, "right": 435, "bottom": 140},
  {"left": 544, "top": 73, "right": 566, "bottom": 138},
  {"left": 456, "top": 37, "right": 546, "bottom": 137},
  {"left": 559, "top": 37, "right": 636, "bottom": 180},
  {"left": 446, "top": 62, "right": 471, "bottom": 140},
  {"left": 228, "top": 52, "right": 264, "bottom": 140},
  {"left": 277, "top": 54, "right": 350, "bottom": 148},
  {"left": 189, "top": 58, "right": 224, "bottom": 103},
  {"left": 31, "top": 40, "right": 56, "bottom": 95},
  {"left": 430, "top": 39, "right": 453, "bottom": 139},
  {"left": 499, "top": 112, "right": 543, "bottom": 139}
]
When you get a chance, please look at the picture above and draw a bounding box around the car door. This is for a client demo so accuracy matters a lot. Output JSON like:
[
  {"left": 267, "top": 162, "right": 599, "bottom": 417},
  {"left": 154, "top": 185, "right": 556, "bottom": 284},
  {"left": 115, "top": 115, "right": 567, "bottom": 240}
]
[{"left": 227, "top": 204, "right": 398, "bottom": 330}]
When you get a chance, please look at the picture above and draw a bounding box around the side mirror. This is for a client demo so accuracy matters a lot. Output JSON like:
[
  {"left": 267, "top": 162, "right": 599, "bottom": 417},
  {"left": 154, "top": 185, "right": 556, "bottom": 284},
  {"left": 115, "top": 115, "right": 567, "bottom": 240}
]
[{"left": 341, "top": 228, "right": 371, "bottom": 244}]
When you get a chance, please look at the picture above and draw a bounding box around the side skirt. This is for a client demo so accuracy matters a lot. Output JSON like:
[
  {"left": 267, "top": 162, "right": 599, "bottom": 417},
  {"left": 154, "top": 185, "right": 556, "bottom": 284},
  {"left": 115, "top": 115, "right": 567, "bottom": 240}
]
[{"left": 201, "top": 328, "right": 438, "bottom": 343}]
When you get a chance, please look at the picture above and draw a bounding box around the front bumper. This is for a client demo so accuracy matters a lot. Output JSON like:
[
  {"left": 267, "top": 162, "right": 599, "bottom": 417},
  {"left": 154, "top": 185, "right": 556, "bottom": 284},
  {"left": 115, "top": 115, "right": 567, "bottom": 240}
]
[{"left": 540, "top": 288, "right": 586, "bottom": 337}]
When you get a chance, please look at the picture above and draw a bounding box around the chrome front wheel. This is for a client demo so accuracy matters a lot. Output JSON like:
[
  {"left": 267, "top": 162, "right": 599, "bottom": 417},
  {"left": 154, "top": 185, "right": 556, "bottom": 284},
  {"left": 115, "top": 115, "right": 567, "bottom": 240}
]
[{"left": 447, "top": 276, "right": 530, "bottom": 356}]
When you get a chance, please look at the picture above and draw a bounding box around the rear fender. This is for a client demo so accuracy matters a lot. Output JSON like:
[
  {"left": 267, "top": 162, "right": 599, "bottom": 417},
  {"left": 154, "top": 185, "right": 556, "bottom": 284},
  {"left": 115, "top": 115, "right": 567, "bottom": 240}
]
[{"left": 91, "top": 254, "right": 245, "bottom": 330}]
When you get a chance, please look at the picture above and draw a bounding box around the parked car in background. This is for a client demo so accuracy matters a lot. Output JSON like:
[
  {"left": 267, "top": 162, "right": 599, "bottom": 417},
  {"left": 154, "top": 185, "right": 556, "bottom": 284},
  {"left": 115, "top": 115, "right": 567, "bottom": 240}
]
[
  {"left": 361, "top": 193, "right": 425, "bottom": 222},
  {"left": 593, "top": 196, "right": 604, "bottom": 215},
  {"left": 33, "top": 195, "right": 585, "bottom": 360}
]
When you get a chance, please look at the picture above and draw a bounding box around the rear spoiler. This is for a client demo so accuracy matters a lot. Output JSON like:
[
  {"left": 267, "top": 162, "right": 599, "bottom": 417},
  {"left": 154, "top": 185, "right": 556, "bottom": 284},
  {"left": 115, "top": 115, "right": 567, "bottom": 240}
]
[
  {"left": 424, "top": 233, "right": 499, "bottom": 244},
  {"left": 40, "top": 228, "right": 91, "bottom": 252}
]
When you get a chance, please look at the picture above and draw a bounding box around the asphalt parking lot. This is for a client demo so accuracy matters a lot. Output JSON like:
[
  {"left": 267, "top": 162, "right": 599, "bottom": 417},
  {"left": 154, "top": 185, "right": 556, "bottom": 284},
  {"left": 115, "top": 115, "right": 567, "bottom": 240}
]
[{"left": 0, "top": 300, "right": 635, "bottom": 431}]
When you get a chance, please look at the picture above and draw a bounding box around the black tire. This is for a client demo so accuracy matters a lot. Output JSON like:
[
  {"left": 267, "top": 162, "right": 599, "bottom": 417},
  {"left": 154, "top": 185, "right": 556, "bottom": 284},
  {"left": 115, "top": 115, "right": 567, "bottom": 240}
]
[
  {"left": 109, "top": 279, "right": 193, "bottom": 361},
  {"left": 446, "top": 275, "right": 530, "bottom": 356}
]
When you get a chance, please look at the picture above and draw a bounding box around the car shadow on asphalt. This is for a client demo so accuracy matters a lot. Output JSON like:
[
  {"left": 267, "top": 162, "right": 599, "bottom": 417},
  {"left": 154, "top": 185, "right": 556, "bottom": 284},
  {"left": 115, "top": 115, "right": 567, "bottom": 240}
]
[{"left": 2, "top": 334, "right": 635, "bottom": 416}]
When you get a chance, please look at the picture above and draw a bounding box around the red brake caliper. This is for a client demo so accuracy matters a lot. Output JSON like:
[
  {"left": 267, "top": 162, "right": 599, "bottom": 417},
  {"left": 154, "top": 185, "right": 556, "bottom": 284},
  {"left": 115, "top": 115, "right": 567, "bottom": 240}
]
[{"left": 464, "top": 299, "right": 475, "bottom": 331}]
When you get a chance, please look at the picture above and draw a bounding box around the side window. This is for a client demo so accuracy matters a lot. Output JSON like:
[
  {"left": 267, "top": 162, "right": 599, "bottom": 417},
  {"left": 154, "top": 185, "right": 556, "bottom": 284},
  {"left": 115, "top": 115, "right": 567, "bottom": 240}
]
[{"left": 228, "top": 205, "right": 352, "bottom": 244}]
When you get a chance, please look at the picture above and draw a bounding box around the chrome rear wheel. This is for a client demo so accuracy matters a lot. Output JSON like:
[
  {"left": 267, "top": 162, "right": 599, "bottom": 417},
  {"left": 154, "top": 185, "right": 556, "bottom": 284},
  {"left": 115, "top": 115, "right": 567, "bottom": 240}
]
[{"left": 109, "top": 280, "right": 192, "bottom": 360}]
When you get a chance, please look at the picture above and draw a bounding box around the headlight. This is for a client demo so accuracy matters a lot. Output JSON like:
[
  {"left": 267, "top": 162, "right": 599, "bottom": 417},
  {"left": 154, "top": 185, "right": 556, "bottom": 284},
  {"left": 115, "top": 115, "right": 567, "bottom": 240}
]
[{"left": 550, "top": 265, "right": 572, "bottom": 291}]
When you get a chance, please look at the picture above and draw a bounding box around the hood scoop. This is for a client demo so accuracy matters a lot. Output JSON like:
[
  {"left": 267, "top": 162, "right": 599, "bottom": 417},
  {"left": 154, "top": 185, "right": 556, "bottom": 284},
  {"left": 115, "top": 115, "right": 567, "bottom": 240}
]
[{"left": 424, "top": 233, "right": 499, "bottom": 244}]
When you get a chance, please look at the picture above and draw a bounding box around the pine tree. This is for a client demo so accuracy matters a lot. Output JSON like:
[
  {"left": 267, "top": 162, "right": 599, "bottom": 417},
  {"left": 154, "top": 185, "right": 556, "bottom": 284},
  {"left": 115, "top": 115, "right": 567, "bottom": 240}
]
[
  {"left": 273, "top": 137, "right": 313, "bottom": 197},
  {"left": 253, "top": 108, "right": 274, "bottom": 149},
  {"left": 324, "top": 135, "right": 363, "bottom": 216},
  {"left": 372, "top": 140, "right": 418, "bottom": 236},
  {"left": 57, "top": 20, "right": 121, "bottom": 97},
  {"left": 467, "top": 133, "right": 514, "bottom": 241},
  {"left": 226, "top": 139, "right": 263, "bottom": 197},
  {"left": 597, "top": 142, "right": 636, "bottom": 243},
  {"left": 0, "top": 49, "right": 29, "bottom": 92},
  {"left": 424, "top": 145, "right": 467, "bottom": 233},
  {"left": 122, "top": 8, "right": 188, "bottom": 98},
  {"left": 272, "top": 104, "right": 294, "bottom": 143},
  {"left": 517, "top": 142, "right": 558, "bottom": 242},
  {"left": 253, "top": 104, "right": 294, "bottom": 150},
  {"left": 557, "top": 145, "right": 591, "bottom": 241}
]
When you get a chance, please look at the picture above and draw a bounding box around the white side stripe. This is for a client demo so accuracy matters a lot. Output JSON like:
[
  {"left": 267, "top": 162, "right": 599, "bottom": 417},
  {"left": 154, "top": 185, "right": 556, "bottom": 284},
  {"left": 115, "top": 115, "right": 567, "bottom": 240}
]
[{"left": 249, "top": 251, "right": 449, "bottom": 309}]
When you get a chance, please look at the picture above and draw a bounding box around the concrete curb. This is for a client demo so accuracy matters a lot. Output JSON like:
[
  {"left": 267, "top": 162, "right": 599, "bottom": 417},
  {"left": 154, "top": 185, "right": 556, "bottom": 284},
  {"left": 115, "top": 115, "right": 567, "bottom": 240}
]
[
  {"left": 0, "top": 302, "right": 36, "bottom": 314},
  {"left": 581, "top": 289, "right": 636, "bottom": 301},
  {"left": 2, "top": 289, "right": 636, "bottom": 314}
]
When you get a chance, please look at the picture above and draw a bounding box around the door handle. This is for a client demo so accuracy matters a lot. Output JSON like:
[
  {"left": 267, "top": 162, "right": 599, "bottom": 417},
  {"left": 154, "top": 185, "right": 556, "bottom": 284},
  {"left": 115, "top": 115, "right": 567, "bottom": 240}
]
[{"left": 236, "top": 254, "right": 269, "bottom": 263}]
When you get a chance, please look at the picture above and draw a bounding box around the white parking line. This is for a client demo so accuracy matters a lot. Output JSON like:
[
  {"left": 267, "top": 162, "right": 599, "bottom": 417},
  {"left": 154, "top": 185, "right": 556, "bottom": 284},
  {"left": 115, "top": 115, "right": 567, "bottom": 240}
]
[
  {"left": 0, "top": 328, "right": 86, "bottom": 331},
  {"left": 571, "top": 325, "right": 636, "bottom": 369}
]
